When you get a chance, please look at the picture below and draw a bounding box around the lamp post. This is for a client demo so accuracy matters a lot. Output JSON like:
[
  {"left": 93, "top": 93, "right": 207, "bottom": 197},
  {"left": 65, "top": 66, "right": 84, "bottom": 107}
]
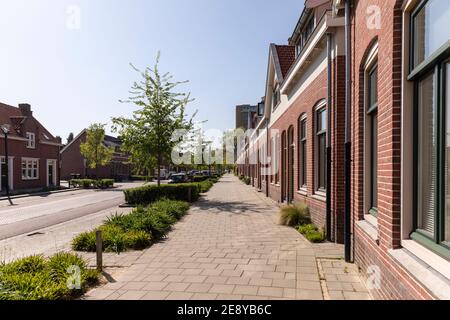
[{"left": 1, "top": 124, "right": 12, "bottom": 205}]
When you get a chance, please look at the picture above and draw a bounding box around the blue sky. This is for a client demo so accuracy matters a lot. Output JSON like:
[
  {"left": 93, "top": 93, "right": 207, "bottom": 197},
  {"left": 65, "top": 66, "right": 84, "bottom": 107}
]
[{"left": 0, "top": 0, "right": 303, "bottom": 142}]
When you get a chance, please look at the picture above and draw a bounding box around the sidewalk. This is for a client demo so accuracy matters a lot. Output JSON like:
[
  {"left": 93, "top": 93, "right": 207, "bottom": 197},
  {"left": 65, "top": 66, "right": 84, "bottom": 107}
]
[{"left": 85, "top": 174, "right": 371, "bottom": 300}]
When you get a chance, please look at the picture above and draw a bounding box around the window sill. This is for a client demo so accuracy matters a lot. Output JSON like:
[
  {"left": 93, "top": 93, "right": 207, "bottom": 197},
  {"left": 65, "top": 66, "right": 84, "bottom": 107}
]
[
  {"left": 389, "top": 241, "right": 450, "bottom": 300},
  {"left": 297, "top": 189, "right": 307, "bottom": 196},
  {"left": 356, "top": 216, "right": 379, "bottom": 244},
  {"left": 311, "top": 193, "right": 326, "bottom": 202},
  {"left": 22, "top": 178, "right": 39, "bottom": 181}
]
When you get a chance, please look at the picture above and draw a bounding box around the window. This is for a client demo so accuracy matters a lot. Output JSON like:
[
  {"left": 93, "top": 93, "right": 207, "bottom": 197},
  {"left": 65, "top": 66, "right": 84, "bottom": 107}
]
[
  {"left": 298, "top": 116, "right": 307, "bottom": 189},
  {"left": 258, "top": 102, "right": 265, "bottom": 116},
  {"left": 22, "top": 158, "right": 39, "bottom": 180},
  {"left": 296, "top": 15, "right": 315, "bottom": 57},
  {"left": 316, "top": 106, "right": 327, "bottom": 192},
  {"left": 272, "top": 86, "right": 281, "bottom": 110},
  {"left": 412, "top": 0, "right": 450, "bottom": 69},
  {"left": 367, "top": 64, "right": 379, "bottom": 216},
  {"left": 26, "top": 132, "right": 35, "bottom": 149},
  {"left": 411, "top": 0, "right": 450, "bottom": 259}
]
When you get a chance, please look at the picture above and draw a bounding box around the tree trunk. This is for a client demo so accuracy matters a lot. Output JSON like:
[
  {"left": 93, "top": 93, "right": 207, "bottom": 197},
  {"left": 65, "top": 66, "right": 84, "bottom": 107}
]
[{"left": 157, "top": 154, "right": 161, "bottom": 187}]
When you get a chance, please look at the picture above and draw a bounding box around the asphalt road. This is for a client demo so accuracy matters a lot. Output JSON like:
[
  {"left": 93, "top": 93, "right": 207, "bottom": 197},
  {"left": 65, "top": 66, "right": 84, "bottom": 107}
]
[{"left": 0, "top": 182, "right": 145, "bottom": 241}]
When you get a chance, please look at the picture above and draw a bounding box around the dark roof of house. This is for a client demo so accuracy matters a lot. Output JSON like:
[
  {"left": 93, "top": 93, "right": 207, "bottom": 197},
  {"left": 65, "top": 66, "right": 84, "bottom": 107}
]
[
  {"left": 274, "top": 45, "right": 296, "bottom": 79},
  {"left": 61, "top": 130, "right": 123, "bottom": 153},
  {"left": 104, "top": 135, "right": 122, "bottom": 144},
  {"left": 0, "top": 102, "right": 60, "bottom": 144}
]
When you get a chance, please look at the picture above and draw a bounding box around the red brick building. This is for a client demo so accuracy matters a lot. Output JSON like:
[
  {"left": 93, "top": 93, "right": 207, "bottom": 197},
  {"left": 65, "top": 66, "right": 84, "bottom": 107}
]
[
  {"left": 237, "top": 0, "right": 450, "bottom": 299},
  {"left": 0, "top": 102, "right": 62, "bottom": 193},
  {"left": 60, "top": 129, "right": 132, "bottom": 181}
]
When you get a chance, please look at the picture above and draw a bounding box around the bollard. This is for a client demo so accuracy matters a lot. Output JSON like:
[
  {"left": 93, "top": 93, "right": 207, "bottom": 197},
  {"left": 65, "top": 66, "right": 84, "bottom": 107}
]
[
  {"left": 188, "top": 187, "right": 192, "bottom": 202},
  {"left": 96, "top": 230, "right": 103, "bottom": 272}
]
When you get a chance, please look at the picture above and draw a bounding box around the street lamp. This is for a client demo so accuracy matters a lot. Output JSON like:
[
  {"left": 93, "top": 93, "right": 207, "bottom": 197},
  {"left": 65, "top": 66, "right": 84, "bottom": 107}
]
[{"left": 1, "top": 124, "right": 12, "bottom": 205}]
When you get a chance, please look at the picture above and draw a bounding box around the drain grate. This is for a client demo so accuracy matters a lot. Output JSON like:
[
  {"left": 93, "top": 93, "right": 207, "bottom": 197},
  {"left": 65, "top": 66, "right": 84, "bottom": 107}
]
[{"left": 27, "top": 232, "right": 44, "bottom": 237}]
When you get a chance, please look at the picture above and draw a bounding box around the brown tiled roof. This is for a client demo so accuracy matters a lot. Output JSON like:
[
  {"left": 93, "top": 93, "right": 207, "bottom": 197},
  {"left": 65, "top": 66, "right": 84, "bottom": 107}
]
[
  {"left": 0, "top": 102, "right": 59, "bottom": 143},
  {"left": 275, "top": 45, "right": 296, "bottom": 78}
]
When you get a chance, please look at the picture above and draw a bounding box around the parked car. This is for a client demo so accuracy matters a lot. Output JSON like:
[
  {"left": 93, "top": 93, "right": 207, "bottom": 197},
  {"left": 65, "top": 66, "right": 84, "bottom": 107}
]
[
  {"left": 166, "top": 171, "right": 177, "bottom": 180},
  {"left": 168, "top": 173, "right": 188, "bottom": 184}
]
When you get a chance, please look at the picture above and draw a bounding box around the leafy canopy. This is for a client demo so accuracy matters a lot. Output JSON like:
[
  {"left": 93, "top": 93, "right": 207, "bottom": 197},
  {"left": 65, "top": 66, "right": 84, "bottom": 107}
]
[
  {"left": 80, "top": 123, "right": 114, "bottom": 170},
  {"left": 112, "top": 53, "right": 195, "bottom": 178}
]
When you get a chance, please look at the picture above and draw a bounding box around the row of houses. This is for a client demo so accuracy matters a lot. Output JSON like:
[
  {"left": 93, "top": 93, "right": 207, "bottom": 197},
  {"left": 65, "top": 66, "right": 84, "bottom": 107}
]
[
  {"left": 236, "top": 0, "right": 450, "bottom": 299},
  {"left": 0, "top": 102, "right": 132, "bottom": 195}
]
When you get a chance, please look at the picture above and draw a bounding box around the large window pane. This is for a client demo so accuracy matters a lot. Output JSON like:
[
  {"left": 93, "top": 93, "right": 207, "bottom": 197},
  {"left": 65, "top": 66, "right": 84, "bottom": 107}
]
[
  {"left": 417, "top": 71, "right": 436, "bottom": 236},
  {"left": 371, "top": 114, "right": 378, "bottom": 210},
  {"left": 318, "top": 134, "right": 326, "bottom": 190},
  {"left": 445, "top": 62, "right": 450, "bottom": 243},
  {"left": 413, "top": 0, "right": 450, "bottom": 67}
]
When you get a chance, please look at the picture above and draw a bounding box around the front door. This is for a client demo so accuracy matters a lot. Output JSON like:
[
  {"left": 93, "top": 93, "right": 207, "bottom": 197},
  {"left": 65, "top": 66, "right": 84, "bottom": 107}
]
[
  {"left": 47, "top": 161, "right": 56, "bottom": 187},
  {"left": 1, "top": 162, "right": 7, "bottom": 191}
]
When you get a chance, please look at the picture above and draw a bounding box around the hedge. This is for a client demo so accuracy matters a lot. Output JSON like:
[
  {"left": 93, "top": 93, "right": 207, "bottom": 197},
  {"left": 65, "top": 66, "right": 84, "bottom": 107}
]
[
  {"left": 70, "top": 179, "right": 114, "bottom": 189},
  {"left": 124, "top": 183, "right": 200, "bottom": 206},
  {"left": 130, "top": 175, "right": 154, "bottom": 182},
  {"left": 191, "top": 176, "right": 209, "bottom": 182},
  {"left": 0, "top": 253, "right": 99, "bottom": 300}
]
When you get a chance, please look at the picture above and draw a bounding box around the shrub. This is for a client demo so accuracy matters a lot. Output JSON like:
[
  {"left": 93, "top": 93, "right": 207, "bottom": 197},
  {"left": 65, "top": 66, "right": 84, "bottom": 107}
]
[
  {"left": 124, "top": 183, "right": 200, "bottom": 205},
  {"left": 94, "top": 179, "right": 114, "bottom": 189},
  {"left": 71, "top": 179, "right": 94, "bottom": 188},
  {"left": 0, "top": 253, "right": 99, "bottom": 300},
  {"left": 72, "top": 199, "right": 189, "bottom": 253},
  {"left": 198, "top": 180, "right": 214, "bottom": 193},
  {"left": 131, "top": 175, "right": 154, "bottom": 182},
  {"left": 71, "top": 179, "right": 114, "bottom": 189},
  {"left": 243, "top": 177, "right": 251, "bottom": 185},
  {"left": 279, "top": 202, "right": 311, "bottom": 227},
  {"left": 191, "top": 176, "right": 208, "bottom": 182},
  {"left": 305, "top": 230, "right": 326, "bottom": 243},
  {"left": 298, "top": 223, "right": 317, "bottom": 235},
  {"left": 298, "top": 224, "right": 326, "bottom": 243},
  {"left": 71, "top": 231, "right": 97, "bottom": 252}
]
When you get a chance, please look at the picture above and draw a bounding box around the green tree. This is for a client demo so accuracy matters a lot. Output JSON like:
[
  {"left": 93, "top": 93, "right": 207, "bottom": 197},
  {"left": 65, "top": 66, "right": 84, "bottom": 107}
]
[
  {"left": 80, "top": 123, "right": 114, "bottom": 178},
  {"left": 112, "top": 53, "right": 195, "bottom": 186},
  {"left": 67, "top": 132, "right": 74, "bottom": 145}
]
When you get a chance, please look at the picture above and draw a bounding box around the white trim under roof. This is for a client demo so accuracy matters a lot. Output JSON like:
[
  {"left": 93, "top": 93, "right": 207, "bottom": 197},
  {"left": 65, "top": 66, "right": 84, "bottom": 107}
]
[
  {"left": 40, "top": 140, "right": 64, "bottom": 147},
  {"left": 281, "top": 12, "right": 345, "bottom": 95}
]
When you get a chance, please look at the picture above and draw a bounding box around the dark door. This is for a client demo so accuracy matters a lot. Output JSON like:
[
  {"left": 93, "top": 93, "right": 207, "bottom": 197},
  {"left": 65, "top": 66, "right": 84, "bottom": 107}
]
[
  {"left": 288, "top": 127, "right": 295, "bottom": 203},
  {"left": 48, "top": 164, "right": 54, "bottom": 186},
  {"left": 1, "top": 163, "right": 7, "bottom": 190}
]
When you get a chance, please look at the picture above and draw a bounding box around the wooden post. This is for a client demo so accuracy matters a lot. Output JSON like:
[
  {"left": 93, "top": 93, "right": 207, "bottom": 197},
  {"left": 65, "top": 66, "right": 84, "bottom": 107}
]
[{"left": 96, "top": 230, "right": 103, "bottom": 272}]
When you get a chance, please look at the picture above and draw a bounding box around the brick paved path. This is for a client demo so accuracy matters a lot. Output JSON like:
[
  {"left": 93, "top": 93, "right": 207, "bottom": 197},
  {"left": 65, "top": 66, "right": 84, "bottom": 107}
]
[{"left": 86, "top": 174, "right": 370, "bottom": 300}]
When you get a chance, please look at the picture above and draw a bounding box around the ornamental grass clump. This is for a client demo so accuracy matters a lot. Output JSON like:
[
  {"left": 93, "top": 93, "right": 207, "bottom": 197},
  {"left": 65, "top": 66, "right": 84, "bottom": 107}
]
[
  {"left": 72, "top": 199, "right": 189, "bottom": 253},
  {"left": 0, "top": 253, "right": 99, "bottom": 300},
  {"left": 279, "top": 201, "right": 311, "bottom": 227}
]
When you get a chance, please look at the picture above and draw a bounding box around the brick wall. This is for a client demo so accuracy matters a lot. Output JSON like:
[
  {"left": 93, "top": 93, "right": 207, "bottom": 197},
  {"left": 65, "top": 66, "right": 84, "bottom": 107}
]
[{"left": 351, "top": 0, "right": 432, "bottom": 300}]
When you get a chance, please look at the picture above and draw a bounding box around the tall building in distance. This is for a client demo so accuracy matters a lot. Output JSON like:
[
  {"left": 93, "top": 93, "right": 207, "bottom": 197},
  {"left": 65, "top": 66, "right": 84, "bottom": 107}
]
[
  {"left": 235, "top": 99, "right": 265, "bottom": 130},
  {"left": 235, "top": 104, "right": 257, "bottom": 130}
]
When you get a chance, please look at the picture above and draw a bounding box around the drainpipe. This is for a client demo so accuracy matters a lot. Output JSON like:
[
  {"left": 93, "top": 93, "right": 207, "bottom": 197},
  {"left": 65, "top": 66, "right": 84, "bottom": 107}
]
[
  {"left": 326, "top": 32, "right": 333, "bottom": 242},
  {"left": 266, "top": 120, "right": 270, "bottom": 197},
  {"left": 344, "top": 0, "right": 352, "bottom": 262}
]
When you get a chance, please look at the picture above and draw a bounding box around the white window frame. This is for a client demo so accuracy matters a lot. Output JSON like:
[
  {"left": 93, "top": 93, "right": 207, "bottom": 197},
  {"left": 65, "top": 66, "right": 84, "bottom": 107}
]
[
  {"left": 0, "top": 156, "right": 14, "bottom": 191},
  {"left": 46, "top": 159, "right": 57, "bottom": 187},
  {"left": 314, "top": 100, "right": 327, "bottom": 197},
  {"left": 363, "top": 43, "right": 379, "bottom": 225},
  {"left": 26, "top": 132, "right": 36, "bottom": 149},
  {"left": 22, "top": 158, "right": 39, "bottom": 180}
]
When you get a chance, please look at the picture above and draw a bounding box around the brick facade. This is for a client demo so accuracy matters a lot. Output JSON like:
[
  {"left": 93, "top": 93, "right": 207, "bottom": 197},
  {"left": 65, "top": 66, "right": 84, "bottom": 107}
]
[
  {"left": 60, "top": 130, "right": 132, "bottom": 181},
  {"left": 0, "top": 103, "right": 62, "bottom": 193},
  {"left": 236, "top": 0, "right": 450, "bottom": 299}
]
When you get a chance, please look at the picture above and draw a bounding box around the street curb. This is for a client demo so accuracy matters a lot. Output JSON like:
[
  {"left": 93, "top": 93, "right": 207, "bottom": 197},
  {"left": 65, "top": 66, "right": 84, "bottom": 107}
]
[{"left": 0, "top": 187, "right": 81, "bottom": 201}]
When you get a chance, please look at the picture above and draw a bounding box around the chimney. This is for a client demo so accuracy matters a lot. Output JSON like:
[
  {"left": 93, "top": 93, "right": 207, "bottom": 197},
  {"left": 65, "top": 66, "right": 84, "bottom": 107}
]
[{"left": 19, "top": 103, "right": 32, "bottom": 117}]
